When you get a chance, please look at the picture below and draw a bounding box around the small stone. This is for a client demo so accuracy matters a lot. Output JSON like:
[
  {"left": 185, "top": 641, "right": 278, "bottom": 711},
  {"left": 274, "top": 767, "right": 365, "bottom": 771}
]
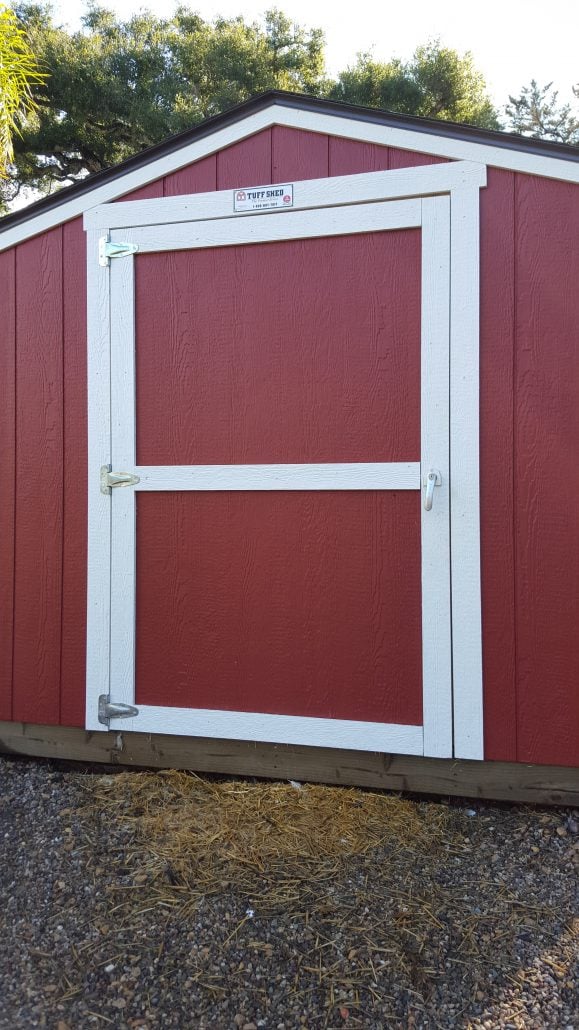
[
  {"left": 112, "top": 998, "right": 127, "bottom": 1009},
  {"left": 242, "top": 1024, "right": 257, "bottom": 1030},
  {"left": 556, "top": 827, "right": 567, "bottom": 837},
  {"left": 234, "top": 1017, "right": 245, "bottom": 1028}
]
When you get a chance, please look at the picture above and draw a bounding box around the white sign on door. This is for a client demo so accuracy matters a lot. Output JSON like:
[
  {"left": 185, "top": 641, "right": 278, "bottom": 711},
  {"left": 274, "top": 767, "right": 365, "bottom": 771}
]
[{"left": 233, "top": 183, "right": 294, "bottom": 212}]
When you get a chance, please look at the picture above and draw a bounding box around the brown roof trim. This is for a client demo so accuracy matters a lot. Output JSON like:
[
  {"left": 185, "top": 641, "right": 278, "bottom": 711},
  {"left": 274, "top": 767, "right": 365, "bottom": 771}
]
[{"left": 2, "top": 89, "right": 579, "bottom": 234}]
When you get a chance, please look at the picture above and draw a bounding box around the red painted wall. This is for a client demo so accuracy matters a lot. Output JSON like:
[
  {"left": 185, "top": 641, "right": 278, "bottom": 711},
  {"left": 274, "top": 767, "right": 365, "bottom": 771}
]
[
  {"left": 134, "top": 230, "right": 423, "bottom": 723},
  {"left": 0, "top": 124, "right": 577, "bottom": 765}
]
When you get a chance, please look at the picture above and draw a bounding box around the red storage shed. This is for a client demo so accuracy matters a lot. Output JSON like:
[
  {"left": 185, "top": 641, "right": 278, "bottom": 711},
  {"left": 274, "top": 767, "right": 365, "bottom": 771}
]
[{"left": 1, "top": 92, "right": 578, "bottom": 803}]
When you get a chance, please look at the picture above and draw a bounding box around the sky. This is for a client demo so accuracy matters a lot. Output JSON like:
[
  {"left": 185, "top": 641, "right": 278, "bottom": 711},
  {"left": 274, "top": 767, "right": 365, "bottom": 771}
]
[{"left": 50, "top": 0, "right": 579, "bottom": 109}]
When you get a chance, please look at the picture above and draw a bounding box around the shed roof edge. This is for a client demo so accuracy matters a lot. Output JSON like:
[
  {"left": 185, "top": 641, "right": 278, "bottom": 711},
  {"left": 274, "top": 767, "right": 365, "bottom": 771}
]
[{"left": 1, "top": 90, "right": 579, "bottom": 249}]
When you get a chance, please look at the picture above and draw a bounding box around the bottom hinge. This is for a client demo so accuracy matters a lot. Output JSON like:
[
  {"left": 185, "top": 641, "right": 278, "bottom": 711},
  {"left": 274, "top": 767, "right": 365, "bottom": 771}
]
[{"left": 98, "top": 695, "right": 139, "bottom": 727}]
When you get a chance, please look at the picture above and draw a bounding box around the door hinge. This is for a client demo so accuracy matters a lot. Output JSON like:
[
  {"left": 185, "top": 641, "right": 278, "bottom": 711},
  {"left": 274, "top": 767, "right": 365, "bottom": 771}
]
[
  {"left": 99, "top": 235, "right": 139, "bottom": 266},
  {"left": 98, "top": 695, "right": 139, "bottom": 727},
  {"left": 100, "top": 465, "right": 140, "bottom": 494}
]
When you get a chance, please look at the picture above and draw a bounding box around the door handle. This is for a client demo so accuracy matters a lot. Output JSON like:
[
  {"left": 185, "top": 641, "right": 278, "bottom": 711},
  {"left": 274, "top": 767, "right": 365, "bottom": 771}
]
[{"left": 423, "top": 469, "right": 442, "bottom": 511}]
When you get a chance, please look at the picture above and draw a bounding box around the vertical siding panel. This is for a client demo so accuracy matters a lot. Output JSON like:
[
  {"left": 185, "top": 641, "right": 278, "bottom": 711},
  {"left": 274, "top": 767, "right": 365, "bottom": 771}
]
[
  {"left": 13, "top": 229, "right": 64, "bottom": 724},
  {"left": 217, "top": 129, "right": 272, "bottom": 190},
  {"left": 164, "top": 154, "right": 217, "bottom": 196},
  {"left": 115, "top": 181, "right": 165, "bottom": 202},
  {"left": 0, "top": 248, "right": 16, "bottom": 720},
  {"left": 479, "top": 170, "right": 517, "bottom": 760},
  {"left": 514, "top": 174, "right": 579, "bottom": 767},
  {"left": 271, "top": 126, "right": 328, "bottom": 181},
  {"left": 60, "top": 219, "right": 87, "bottom": 726},
  {"left": 328, "top": 138, "right": 390, "bottom": 175},
  {"left": 388, "top": 148, "right": 446, "bottom": 169}
]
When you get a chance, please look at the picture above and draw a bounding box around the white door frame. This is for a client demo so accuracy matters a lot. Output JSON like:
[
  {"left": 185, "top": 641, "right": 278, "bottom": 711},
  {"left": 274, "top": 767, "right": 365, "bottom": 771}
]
[{"left": 84, "top": 160, "right": 486, "bottom": 759}]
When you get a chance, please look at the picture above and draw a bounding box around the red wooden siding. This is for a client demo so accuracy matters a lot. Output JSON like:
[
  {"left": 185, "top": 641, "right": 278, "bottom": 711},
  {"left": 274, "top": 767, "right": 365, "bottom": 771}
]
[
  {"left": 135, "top": 231, "right": 421, "bottom": 465},
  {"left": 135, "top": 491, "right": 423, "bottom": 723},
  {"left": 164, "top": 154, "right": 217, "bottom": 196},
  {"left": 60, "top": 219, "right": 88, "bottom": 726},
  {"left": 217, "top": 128, "right": 272, "bottom": 190},
  {"left": 0, "top": 248, "right": 15, "bottom": 720},
  {"left": 0, "top": 122, "right": 577, "bottom": 767},
  {"left": 514, "top": 176, "right": 579, "bottom": 766},
  {"left": 13, "top": 229, "right": 64, "bottom": 724},
  {"left": 479, "top": 169, "right": 517, "bottom": 761},
  {"left": 133, "top": 224, "right": 423, "bottom": 723}
]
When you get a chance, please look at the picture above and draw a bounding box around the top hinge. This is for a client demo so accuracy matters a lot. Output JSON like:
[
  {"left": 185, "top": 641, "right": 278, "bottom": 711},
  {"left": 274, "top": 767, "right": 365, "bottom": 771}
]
[
  {"left": 99, "top": 235, "right": 139, "bottom": 266},
  {"left": 100, "top": 465, "right": 140, "bottom": 494}
]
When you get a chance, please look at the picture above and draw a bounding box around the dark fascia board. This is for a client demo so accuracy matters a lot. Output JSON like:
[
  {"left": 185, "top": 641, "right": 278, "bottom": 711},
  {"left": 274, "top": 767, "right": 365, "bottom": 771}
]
[{"left": 2, "top": 89, "right": 579, "bottom": 234}]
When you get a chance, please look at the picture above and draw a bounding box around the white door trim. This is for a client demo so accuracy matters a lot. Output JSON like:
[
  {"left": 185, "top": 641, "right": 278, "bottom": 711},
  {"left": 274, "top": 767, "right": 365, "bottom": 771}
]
[
  {"left": 86, "top": 166, "right": 484, "bottom": 758},
  {"left": 84, "top": 160, "right": 484, "bottom": 231},
  {"left": 127, "top": 463, "right": 420, "bottom": 491},
  {"left": 450, "top": 188, "right": 484, "bottom": 759},
  {"left": 109, "top": 197, "right": 422, "bottom": 253}
]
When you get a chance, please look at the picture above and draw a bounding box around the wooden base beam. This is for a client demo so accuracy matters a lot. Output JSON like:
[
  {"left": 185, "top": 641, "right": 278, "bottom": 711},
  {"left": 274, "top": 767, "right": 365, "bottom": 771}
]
[{"left": 0, "top": 721, "right": 577, "bottom": 805}]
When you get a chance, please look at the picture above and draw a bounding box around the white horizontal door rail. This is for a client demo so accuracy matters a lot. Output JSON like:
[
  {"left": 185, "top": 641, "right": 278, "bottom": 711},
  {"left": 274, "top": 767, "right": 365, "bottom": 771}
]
[
  {"left": 111, "top": 706, "right": 424, "bottom": 753},
  {"left": 85, "top": 159, "right": 485, "bottom": 231},
  {"left": 112, "top": 198, "right": 421, "bottom": 255},
  {"left": 133, "top": 462, "right": 419, "bottom": 491}
]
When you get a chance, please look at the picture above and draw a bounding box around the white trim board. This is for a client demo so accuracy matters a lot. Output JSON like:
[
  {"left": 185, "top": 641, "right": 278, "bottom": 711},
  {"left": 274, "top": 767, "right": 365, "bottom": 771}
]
[
  {"left": 109, "top": 706, "right": 424, "bottom": 753},
  {"left": 111, "top": 198, "right": 421, "bottom": 254},
  {"left": 85, "top": 160, "right": 485, "bottom": 231},
  {"left": 133, "top": 463, "right": 420, "bottom": 491},
  {"left": 2, "top": 99, "right": 579, "bottom": 251}
]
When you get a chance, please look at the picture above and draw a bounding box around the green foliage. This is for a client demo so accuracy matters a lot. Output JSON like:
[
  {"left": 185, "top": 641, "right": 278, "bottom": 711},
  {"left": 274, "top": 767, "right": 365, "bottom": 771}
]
[
  {"left": 6, "top": 3, "right": 328, "bottom": 202},
  {"left": 3, "top": 9, "right": 503, "bottom": 206},
  {"left": 330, "top": 41, "right": 500, "bottom": 129},
  {"left": 0, "top": 3, "right": 44, "bottom": 176},
  {"left": 505, "top": 80, "right": 579, "bottom": 144}
]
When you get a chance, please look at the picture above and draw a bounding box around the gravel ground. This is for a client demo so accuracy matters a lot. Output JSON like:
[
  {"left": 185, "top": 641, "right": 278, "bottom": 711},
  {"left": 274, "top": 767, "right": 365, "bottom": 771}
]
[{"left": 0, "top": 755, "right": 577, "bottom": 1030}]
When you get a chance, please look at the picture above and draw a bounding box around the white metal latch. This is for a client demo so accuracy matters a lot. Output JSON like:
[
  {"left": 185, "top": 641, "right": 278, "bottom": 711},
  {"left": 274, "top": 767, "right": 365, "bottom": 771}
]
[
  {"left": 98, "top": 235, "right": 139, "bottom": 266},
  {"left": 100, "top": 465, "right": 140, "bottom": 494},
  {"left": 98, "top": 695, "right": 139, "bottom": 727},
  {"left": 423, "top": 469, "right": 442, "bottom": 510}
]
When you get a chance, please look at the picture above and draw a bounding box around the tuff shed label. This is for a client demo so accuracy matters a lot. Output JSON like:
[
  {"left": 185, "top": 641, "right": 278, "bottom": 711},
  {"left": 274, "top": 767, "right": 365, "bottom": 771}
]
[{"left": 233, "top": 183, "right": 294, "bottom": 212}]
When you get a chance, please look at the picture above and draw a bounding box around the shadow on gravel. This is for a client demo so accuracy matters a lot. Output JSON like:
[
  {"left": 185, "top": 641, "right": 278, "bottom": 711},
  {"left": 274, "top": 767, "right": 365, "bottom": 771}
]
[{"left": 0, "top": 757, "right": 577, "bottom": 1029}]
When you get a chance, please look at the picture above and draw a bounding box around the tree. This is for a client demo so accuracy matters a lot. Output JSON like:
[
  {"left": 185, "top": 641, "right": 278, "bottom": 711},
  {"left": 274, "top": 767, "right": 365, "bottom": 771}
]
[
  {"left": 330, "top": 41, "right": 500, "bottom": 129},
  {"left": 0, "top": 2, "right": 44, "bottom": 177},
  {"left": 3, "top": 9, "right": 503, "bottom": 209},
  {"left": 5, "top": 3, "right": 327, "bottom": 203},
  {"left": 505, "top": 80, "right": 579, "bottom": 144}
]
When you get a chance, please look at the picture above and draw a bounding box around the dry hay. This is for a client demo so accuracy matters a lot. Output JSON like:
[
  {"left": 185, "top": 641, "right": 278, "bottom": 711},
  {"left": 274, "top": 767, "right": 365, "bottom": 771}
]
[
  {"left": 72, "top": 773, "right": 564, "bottom": 1022},
  {"left": 87, "top": 770, "right": 450, "bottom": 911}
]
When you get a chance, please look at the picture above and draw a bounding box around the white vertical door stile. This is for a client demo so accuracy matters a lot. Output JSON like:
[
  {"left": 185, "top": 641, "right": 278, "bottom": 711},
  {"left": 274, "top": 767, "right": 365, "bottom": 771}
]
[
  {"left": 86, "top": 228, "right": 113, "bottom": 715},
  {"left": 450, "top": 187, "right": 484, "bottom": 760},
  {"left": 109, "top": 254, "right": 137, "bottom": 710},
  {"left": 420, "top": 196, "right": 452, "bottom": 758}
]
